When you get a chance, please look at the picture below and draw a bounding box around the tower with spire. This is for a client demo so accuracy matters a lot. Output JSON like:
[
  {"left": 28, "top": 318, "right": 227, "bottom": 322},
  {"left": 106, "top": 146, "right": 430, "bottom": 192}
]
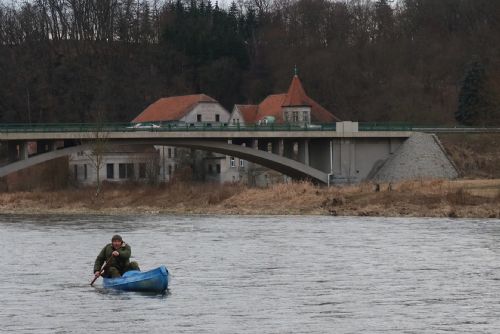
[
  {"left": 229, "top": 72, "right": 340, "bottom": 127},
  {"left": 281, "top": 70, "right": 312, "bottom": 125}
]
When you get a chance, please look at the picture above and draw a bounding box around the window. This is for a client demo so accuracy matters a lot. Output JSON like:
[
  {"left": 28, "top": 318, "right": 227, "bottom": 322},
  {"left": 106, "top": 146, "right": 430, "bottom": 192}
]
[
  {"left": 139, "top": 163, "right": 146, "bottom": 178},
  {"left": 303, "top": 111, "right": 309, "bottom": 123},
  {"left": 74, "top": 165, "right": 78, "bottom": 180},
  {"left": 293, "top": 111, "right": 299, "bottom": 122},
  {"left": 197, "top": 114, "right": 202, "bottom": 122},
  {"left": 239, "top": 159, "right": 244, "bottom": 167},
  {"left": 84, "top": 164, "right": 87, "bottom": 180},
  {"left": 208, "top": 164, "right": 213, "bottom": 174},
  {"left": 215, "top": 114, "right": 220, "bottom": 122},
  {"left": 230, "top": 157, "right": 235, "bottom": 168},
  {"left": 216, "top": 164, "right": 221, "bottom": 174},
  {"left": 119, "top": 164, "right": 126, "bottom": 179},
  {"left": 107, "top": 164, "right": 114, "bottom": 179},
  {"left": 173, "top": 148, "right": 177, "bottom": 158},
  {"left": 168, "top": 148, "right": 172, "bottom": 158},
  {"left": 168, "top": 165, "right": 172, "bottom": 175},
  {"left": 118, "top": 163, "right": 134, "bottom": 179},
  {"left": 126, "top": 163, "right": 134, "bottom": 179}
]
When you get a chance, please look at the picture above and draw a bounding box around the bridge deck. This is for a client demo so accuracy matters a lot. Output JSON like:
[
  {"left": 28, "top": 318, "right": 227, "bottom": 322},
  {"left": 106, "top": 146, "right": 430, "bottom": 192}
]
[
  {"left": 0, "top": 130, "right": 414, "bottom": 141},
  {"left": 0, "top": 122, "right": 497, "bottom": 141}
]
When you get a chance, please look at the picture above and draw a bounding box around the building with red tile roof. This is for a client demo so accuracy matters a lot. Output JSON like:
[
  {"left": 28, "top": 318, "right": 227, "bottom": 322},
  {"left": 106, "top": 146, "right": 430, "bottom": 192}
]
[
  {"left": 229, "top": 104, "right": 259, "bottom": 125},
  {"left": 129, "top": 93, "right": 234, "bottom": 184},
  {"left": 230, "top": 75, "right": 340, "bottom": 125},
  {"left": 132, "top": 94, "right": 230, "bottom": 125}
]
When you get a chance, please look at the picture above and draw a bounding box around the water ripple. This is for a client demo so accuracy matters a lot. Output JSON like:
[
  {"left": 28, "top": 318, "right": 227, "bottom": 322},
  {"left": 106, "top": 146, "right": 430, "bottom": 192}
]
[{"left": 1, "top": 214, "right": 500, "bottom": 333}]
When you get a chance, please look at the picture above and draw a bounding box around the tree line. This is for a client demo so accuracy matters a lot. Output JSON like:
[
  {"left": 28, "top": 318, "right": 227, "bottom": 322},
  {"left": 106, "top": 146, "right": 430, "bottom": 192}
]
[{"left": 1, "top": 0, "right": 499, "bottom": 125}]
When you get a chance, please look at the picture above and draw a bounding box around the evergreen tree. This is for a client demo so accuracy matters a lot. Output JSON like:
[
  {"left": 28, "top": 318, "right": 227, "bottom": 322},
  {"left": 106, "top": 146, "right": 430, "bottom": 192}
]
[{"left": 456, "top": 60, "right": 487, "bottom": 125}]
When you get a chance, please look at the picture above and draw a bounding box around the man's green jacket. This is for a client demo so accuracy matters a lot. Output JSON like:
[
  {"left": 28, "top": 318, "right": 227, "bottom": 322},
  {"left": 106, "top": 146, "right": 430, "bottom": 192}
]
[{"left": 93, "top": 242, "right": 132, "bottom": 273}]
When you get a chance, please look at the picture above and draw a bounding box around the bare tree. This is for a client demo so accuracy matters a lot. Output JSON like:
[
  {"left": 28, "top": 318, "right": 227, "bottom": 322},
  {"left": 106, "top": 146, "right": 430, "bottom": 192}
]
[
  {"left": 83, "top": 109, "right": 109, "bottom": 198},
  {"left": 145, "top": 152, "right": 160, "bottom": 185}
]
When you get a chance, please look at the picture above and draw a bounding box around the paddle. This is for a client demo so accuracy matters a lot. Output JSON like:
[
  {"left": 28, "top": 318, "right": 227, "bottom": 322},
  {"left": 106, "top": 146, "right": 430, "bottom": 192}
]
[{"left": 90, "top": 254, "right": 114, "bottom": 286}]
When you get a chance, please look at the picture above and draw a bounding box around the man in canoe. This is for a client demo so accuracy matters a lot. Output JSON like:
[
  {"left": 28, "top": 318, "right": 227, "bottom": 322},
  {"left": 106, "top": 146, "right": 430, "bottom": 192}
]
[{"left": 93, "top": 235, "right": 140, "bottom": 279}]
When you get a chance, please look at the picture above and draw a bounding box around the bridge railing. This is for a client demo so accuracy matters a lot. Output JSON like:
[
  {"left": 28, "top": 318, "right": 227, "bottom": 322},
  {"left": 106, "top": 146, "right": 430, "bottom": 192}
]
[
  {"left": 0, "top": 123, "right": 133, "bottom": 132},
  {"left": 0, "top": 122, "right": 338, "bottom": 132},
  {"left": 358, "top": 122, "right": 414, "bottom": 131},
  {"left": 358, "top": 122, "right": 500, "bottom": 132},
  {"left": 2, "top": 122, "right": 498, "bottom": 133}
]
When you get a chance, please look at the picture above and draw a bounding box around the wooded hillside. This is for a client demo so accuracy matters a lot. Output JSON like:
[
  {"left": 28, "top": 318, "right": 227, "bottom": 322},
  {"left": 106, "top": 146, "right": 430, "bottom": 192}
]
[{"left": 1, "top": 0, "right": 500, "bottom": 125}]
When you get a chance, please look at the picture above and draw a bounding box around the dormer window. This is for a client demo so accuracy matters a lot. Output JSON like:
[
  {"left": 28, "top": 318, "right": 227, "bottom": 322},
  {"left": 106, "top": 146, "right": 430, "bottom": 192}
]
[{"left": 303, "top": 111, "right": 310, "bottom": 123}]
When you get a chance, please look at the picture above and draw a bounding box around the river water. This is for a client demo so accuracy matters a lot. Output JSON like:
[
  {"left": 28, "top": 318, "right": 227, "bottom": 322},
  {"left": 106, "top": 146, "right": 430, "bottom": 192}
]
[{"left": 1, "top": 214, "right": 500, "bottom": 333}]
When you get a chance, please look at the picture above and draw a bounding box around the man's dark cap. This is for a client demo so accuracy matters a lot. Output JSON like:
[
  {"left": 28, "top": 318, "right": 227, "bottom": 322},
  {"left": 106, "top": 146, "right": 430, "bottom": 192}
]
[{"left": 111, "top": 234, "right": 123, "bottom": 242}]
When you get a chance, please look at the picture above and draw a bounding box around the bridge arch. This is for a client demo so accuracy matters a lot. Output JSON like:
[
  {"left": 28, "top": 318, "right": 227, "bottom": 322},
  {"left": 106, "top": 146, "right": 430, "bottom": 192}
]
[{"left": 0, "top": 139, "right": 329, "bottom": 184}]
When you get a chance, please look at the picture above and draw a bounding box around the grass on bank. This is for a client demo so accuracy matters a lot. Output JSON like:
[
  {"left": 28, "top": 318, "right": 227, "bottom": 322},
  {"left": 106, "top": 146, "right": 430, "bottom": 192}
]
[{"left": 0, "top": 179, "right": 499, "bottom": 218}]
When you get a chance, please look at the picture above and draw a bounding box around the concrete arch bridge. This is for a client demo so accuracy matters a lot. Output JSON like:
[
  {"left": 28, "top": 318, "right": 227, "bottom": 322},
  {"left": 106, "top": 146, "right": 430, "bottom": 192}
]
[{"left": 0, "top": 122, "right": 412, "bottom": 184}]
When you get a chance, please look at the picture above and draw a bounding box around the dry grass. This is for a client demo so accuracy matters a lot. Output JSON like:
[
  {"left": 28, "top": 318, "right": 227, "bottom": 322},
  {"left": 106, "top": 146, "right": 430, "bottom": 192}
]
[
  {"left": 439, "top": 134, "right": 500, "bottom": 179},
  {"left": 0, "top": 179, "right": 499, "bottom": 218}
]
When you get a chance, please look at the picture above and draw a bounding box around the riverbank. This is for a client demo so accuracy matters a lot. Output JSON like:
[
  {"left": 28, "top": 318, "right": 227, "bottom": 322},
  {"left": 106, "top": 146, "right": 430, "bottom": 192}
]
[{"left": 0, "top": 179, "right": 499, "bottom": 218}]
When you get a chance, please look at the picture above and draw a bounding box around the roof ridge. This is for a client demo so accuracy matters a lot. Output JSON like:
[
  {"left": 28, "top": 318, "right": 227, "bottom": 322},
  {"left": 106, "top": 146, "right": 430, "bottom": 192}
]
[{"left": 132, "top": 94, "right": 218, "bottom": 123}]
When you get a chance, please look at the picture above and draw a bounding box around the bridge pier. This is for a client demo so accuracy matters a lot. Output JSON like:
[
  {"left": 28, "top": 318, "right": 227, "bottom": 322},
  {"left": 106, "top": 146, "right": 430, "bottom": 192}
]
[
  {"left": 328, "top": 137, "right": 407, "bottom": 183},
  {"left": 309, "top": 139, "right": 332, "bottom": 174},
  {"left": 283, "top": 140, "right": 294, "bottom": 160},
  {"left": 298, "top": 139, "right": 310, "bottom": 166},
  {"left": 271, "top": 139, "right": 284, "bottom": 156},
  {"left": 7, "top": 142, "right": 18, "bottom": 162},
  {"left": 7, "top": 141, "right": 29, "bottom": 162},
  {"left": 330, "top": 138, "right": 355, "bottom": 180},
  {"left": 277, "top": 139, "right": 284, "bottom": 156},
  {"left": 339, "top": 138, "right": 355, "bottom": 179},
  {"left": 257, "top": 139, "right": 271, "bottom": 152},
  {"left": 251, "top": 139, "right": 258, "bottom": 149},
  {"left": 36, "top": 140, "right": 54, "bottom": 154}
]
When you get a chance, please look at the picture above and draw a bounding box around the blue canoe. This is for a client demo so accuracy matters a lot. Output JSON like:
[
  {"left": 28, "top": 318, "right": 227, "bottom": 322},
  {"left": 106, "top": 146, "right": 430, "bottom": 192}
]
[{"left": 103, "top": 265, "right": 169, "bottom": 293}]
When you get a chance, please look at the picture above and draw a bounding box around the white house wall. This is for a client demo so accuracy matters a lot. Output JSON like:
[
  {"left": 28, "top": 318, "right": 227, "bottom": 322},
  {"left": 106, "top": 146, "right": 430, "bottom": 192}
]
[
  {"left": 221, "top": 155, "right": 245, "bottom": 183},
  {"left": 181, "top": 102, "right": 230, "bottom": 124},
  {"left": 228, "top": 107, "right": 245, "bottom": 126},
  {"left": 69, "top": 151, "right": 158, "bottom": 185},
  {"left": 156, "top": 145, "right": 180, "bottom": 182}
]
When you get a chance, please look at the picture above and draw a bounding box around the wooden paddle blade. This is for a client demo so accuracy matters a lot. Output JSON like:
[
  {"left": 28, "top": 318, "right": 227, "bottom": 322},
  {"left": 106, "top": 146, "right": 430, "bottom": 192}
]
[{"left": 90, "top": 254, "right": 114, "bottom": 286}]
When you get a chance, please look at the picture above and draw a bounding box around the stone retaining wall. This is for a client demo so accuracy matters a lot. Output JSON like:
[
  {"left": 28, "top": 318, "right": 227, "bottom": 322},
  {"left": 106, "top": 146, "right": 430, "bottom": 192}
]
[{"left": 372, "top": 132, "right": 459, "bottom": 182}]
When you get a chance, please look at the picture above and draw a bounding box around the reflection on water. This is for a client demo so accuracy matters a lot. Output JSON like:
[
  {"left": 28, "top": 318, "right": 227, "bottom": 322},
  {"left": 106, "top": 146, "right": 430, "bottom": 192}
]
[{"left": 1, "top": 214, "right": 500, "bottom": 333}]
